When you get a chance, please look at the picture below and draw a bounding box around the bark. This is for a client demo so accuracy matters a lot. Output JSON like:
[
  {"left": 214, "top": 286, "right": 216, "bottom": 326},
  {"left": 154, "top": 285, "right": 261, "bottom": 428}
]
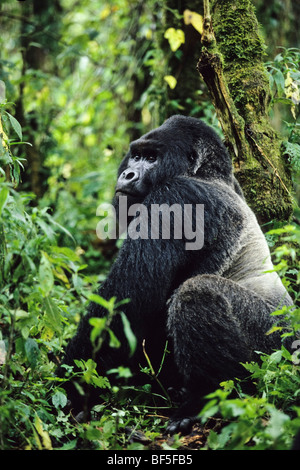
[{"left": 197, "top": 0, "right": 293, "bottom": 224}]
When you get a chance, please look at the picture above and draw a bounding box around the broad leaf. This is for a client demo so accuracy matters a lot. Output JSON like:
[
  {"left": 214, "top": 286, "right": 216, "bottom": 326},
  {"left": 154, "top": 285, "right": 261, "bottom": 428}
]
[{"left": 164, "top": 28, "right": 185, "bottom": 52}]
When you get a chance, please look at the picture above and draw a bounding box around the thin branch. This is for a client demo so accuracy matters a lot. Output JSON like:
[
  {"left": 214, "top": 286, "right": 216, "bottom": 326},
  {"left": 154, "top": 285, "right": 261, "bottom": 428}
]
[
  {"left": 201, "top": 0, "right": 214, "bottom": 46},
  {"left": 203, "top": 0, "right": 211, "bottom": 19},
  {"left": 142, "top": 339, "right": 172, "bottom": 406}
]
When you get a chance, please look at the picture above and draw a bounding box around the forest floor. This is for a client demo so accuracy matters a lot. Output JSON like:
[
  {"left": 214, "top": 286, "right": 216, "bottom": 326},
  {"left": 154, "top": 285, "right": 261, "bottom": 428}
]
[{"left": 123, "top": 418, "right": 223, "bottom": 450}]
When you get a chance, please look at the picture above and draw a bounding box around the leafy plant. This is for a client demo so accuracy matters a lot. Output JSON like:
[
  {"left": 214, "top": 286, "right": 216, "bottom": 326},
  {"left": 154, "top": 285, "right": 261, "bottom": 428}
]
[
  {"left": 266, "top": 47, "right": 300, "bottom": 117},
  {"left": 266, "top": 48, "right": 300, "bottom": 175}
]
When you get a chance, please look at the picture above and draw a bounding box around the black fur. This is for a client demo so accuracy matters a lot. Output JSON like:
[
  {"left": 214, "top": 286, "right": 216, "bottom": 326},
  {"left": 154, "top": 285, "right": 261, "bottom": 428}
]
[{"left": 59, "top": 116, "right": 293, "bottom": 433}]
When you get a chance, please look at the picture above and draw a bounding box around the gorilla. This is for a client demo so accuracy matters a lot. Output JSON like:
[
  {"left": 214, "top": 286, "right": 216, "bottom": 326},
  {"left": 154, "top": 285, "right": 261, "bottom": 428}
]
[{"left": 59, "top": 115, "right": 293, "bottom": 434}]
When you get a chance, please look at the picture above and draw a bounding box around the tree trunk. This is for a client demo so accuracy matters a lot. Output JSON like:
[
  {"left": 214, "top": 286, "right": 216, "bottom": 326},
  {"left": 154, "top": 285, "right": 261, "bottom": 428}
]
[
  {"left": 15, "top": 0, "right": 62, "bottom": 198},
  {"left": 197, "top": 0, "right": 293, "bottom": 224}
]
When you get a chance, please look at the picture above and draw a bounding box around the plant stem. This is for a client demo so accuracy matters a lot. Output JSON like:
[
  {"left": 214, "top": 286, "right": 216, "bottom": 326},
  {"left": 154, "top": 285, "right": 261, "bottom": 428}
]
[{"left": 142, "top": 339, "right": 172, "bottom": 406}]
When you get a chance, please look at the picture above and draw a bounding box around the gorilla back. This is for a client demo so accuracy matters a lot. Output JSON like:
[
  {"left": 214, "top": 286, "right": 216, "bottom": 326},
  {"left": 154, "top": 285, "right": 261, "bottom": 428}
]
[{"left": 59, "top": 115, "right": 293, "bottom": 434}]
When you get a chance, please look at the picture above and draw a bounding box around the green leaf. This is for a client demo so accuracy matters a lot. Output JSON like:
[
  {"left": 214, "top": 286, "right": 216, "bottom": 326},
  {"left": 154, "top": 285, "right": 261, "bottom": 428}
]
[
  {"left": 108, "top": 366, "right": 132, "bottom": 379},
  {"left": 36, "top": 218, "right": 56, "bottom": 242},
  {"left": 52, "top": 390, "right": 68, "bottom": 409},
  {"left": 45, "top": 215, "right": 75, "bottom": 243},
  {"left": 43, "top": 296, "right": 62, "bottom": 333},
  {"left": 108, "top": 328, "right": 121, "bottom": 348},
  {"left": 164, "top": 75, "right": 177, "bottom": 89},
  {"left": 60, "top": 440, "right": 78, "bottom": 450},
  {"left": 208, "top": 425, "right": 233, "bottom": 449},
  {"left": 6, "top": 112, "right": 22, "bottom": 140},
  {"left": 0, "top": 186, "right": 9, "bottom": 216},
  {"left": 88, "top": 293, "right": 112, "bottom": 311},
  {"left": 34, "top": 415, "right": 52, "bottom": 450},
  {"left": 51, "top": 246, "right": 80, "bottom": 262},
  {"left": 92, "top": 375, "right": 110, "bottom": 389},
  {"left": 39, "top": 253, "right": 54, "bottom": 295},
  {"left": 85, "top": 427, "right": 102, "bottom": 440},
  {"left": 82, "top": 358, "right": 98, "bottom": 384},
  {"left": 120, "top": 311, "right": 136, "bottom": 356},
  {"left": 273, "top": 69, "right": 285, "bottom": 97},
  {"left": 89, "top": 317, "right": 107, "bottom": 343},
  {"left": 0, "top": 80, "right": 6, "bottom": 104},
  {"left": 164, "top": 28, "right": 185, "bottom": 52},
  {"left": 269, "top": 350, "right": 283, "bottom": 364},
  {"left": 267, "top": 409, "right": 290, "bottom": 440},
  {"left": 25, "top": 338, "right": 40, "bottom": 369}
]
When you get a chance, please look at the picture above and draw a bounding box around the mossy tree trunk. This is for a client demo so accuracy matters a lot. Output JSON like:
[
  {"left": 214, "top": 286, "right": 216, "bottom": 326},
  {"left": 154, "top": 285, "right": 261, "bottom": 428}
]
[{"left": 197, "top": 0, "right": 293, "bottom": 225}]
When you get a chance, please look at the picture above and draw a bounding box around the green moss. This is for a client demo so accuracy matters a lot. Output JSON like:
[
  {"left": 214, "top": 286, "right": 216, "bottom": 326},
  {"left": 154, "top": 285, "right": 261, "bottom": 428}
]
[
  {"left": 225, "top": 67, "right": 270, "bottom": 117},
  {"left": 210, "top": 0, "right": 272, "bottom": 122},
  {"left": 212, "top": 0, "right": 266, "bottom": 66},
  {"left": 204, "top": 0, "right": 293, "bottom": 222},
  {"left": 237, "top": 167, "right": 293, "bottom": 224}
]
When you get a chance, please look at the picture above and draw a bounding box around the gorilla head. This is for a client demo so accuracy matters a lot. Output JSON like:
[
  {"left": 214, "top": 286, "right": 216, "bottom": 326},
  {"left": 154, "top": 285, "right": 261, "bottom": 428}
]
[{"left": 115, "top": 116, "right": 233, "bottom": 206}]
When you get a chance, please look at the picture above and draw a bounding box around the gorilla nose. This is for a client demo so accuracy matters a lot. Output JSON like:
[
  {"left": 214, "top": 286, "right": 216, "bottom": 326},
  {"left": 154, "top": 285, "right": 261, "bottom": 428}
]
[{"left": 121, "top": 168, "right": 139, "bottom": 182}]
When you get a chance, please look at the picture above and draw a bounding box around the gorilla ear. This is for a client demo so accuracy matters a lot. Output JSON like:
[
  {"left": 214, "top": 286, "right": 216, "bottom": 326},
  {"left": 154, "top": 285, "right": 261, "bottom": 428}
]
[{"left": 189, "top": 145, "right": 204, "bottom": 175}]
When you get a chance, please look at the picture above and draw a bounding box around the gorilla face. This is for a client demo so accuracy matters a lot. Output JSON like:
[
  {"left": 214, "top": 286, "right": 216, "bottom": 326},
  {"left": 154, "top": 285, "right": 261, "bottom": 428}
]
[
  {"left": 115, "top": 150, "right": 158, "bottom": 202},
  {"left": 114, "top": 115, "right": 234, "bottom": 207},
  {"left": 114, "top": 119, "right": 192, "bottom": 204}
]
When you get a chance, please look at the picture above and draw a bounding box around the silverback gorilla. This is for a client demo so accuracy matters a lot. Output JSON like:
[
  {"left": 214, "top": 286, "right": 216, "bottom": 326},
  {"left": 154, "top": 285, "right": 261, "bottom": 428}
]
[{"left": 59, "top": 115, "right": 293, "bottom": 434}]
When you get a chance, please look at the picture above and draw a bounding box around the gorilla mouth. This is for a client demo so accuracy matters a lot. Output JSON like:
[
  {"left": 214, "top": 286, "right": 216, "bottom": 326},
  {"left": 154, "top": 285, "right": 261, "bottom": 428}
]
[
  {"left": 115, "top": 189, "right": 142, "bottom": 199},
  {"left": 115, "top": 189, "right": 135, "bottom": 197}
]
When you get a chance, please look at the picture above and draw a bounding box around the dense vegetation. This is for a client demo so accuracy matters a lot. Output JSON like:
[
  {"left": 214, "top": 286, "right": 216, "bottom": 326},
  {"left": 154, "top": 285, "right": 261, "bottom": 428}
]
[{"left": 0, "top": 0, "right": 299, "bottom": 450}]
